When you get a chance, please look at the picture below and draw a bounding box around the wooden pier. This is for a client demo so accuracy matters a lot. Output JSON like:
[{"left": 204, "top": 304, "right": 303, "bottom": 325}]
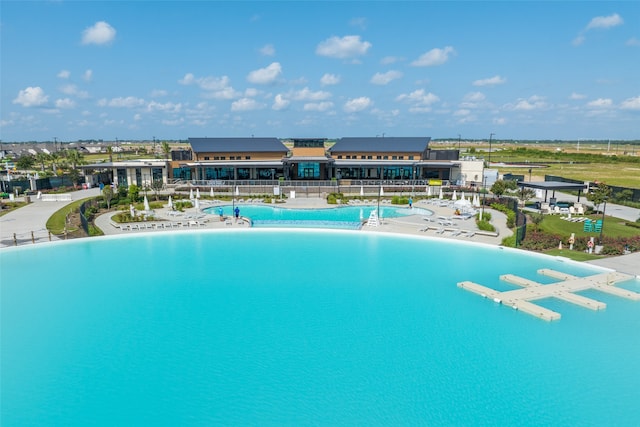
[{"left": 458, "top": 269, "right": 639, "bottom": 321}]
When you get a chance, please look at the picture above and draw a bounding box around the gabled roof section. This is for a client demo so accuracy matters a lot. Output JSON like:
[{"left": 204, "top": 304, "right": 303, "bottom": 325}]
[
  {"left": 189, "top": 137, "right": 289, "bottom": 153},
  {"left": 329, "top": 137, "right": 430, "bottom": 153}
]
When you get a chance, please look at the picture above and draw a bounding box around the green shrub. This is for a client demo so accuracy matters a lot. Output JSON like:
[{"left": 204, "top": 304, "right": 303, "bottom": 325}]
[
  {"left": 476, "top": 219, "right": 495, "bottom": 232},
  {"left": 501, "top": 235, "right": 517, "bottom": 247},
  {"left": 391, "top": 195, "right": 409, "bottom": 205},
  {"left": 476, "top": 212, "right": 492, "bottom": 221}
]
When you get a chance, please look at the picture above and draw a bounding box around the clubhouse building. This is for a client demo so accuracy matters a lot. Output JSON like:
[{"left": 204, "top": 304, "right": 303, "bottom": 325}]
[{"left": 83, "top": 136, "right": 484, "bottom": 189}]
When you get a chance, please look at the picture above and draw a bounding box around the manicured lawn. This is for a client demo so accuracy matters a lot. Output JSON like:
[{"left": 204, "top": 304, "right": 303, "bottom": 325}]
[
  {"left": 542, "top": 248, "right": 605, "bottom": 262},
  {"left": 46, "top": 197, "right": 92, "bottom": 234},
  {"left": 538, "top": 214, "right": 640, "bottom": 239}
]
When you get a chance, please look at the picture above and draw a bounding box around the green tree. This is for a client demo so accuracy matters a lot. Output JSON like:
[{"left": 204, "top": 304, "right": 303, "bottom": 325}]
[
  {"left": 106, "top": 145, "right": 114, "bottom": 163},
  {"left": 490, "top": 180, "right": 507, "bottom": 198},
  {"left": 102, "top": 185, "right": 114, "bottom": 209},
  {"left": 128, "top": 184, "right": 140, "bottom": 203},
  {"left": 518, "top": 188, "right": 536, "bottom": 205},
  {"left": 587, "top": 183, "right": 612, "bottom": 213},
  {"left": 150, "top": 179, "right": 164, "bottom": 201},
  {"left": 35, "top": 152, "right": 50, "bottom": 171},
  {"left": 65, "top": 149, "right": 84, "bottom": 170},
  {"left": 529, "top": 212, "right": 544, "bottom": 231},
  {"left": 16, "top": 155, "right": 35, "bottom": 170},
  {"left": 161, "top": 141, "right": 171, "bottom": 160}
]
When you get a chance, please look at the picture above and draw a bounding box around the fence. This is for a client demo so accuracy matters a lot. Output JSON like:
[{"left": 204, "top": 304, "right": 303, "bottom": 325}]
[{"left": 0, "top": 229, "right": 58, "bottom": 248}]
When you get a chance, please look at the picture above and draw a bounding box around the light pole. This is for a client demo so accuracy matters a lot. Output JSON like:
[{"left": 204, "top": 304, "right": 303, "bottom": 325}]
[
  {"left": 599, "top": 197, "right": 607, "bottom": 244},
  {"left": 458, "top": 134, "right": 461, "bottom": 152},
  {"left": 480, "top": 176, "right": 487, "bottom": 221},
  {"left": 488, "top": 133, "right": 495, "bottom": 166}
]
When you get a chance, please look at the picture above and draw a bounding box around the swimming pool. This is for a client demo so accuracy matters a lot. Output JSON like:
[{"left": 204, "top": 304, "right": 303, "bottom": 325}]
[
  {"left": 2, "top": 230, "right": 639, "bottom": 426},
  {"left": 204, "top": 204, "right": 431, "bottom": 228}
]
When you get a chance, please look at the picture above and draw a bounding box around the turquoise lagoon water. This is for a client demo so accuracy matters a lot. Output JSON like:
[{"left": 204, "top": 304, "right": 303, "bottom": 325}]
[
  {"left": 2, "top": 230, "right": 640, "bottom": 426},
  {"left": 204, "top": 204, "right": 431, "bottom": 228}
]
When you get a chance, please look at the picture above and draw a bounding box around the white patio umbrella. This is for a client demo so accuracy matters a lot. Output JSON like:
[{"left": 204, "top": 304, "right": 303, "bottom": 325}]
[
  {"left": 426, "top": 186, "right": 431, "bottom": 196},
  {"left": 452, "top": 190, "right": 457, "bottom": 201},
  {"left": 461, "top": 191, "right": 465, "bottom": 201},
  {"left": 144, "top": 195, "right": 150, "bottom": 212},
  {"left": 194, "top": 197, "right": 200, "bottom": 210},
  {"left": 438, "top": 187, "right": 443, "bottom": 199},
  {"left": 360, "top": 185, "right": 364, "bottom": 196},
  {"left": 210, "top": 187, "right": 214, "bottom": 197},
  {"left": 196, "top": 188, "right": 200, "bottom": 198},
  {"left": 454, "top": 199, "right": 472, "bottom": 210},
  {"left": 380, "top": 186, "right": 384, "bottom": 196},
  {"left": 235, "top": 186, "right": 240, "bottom": 196},
  {"left": 167, "top": 195, "right": 173, "bottom": 209},
  {"left": 189, "top": 188, "right": 194, "bottom": 200}
]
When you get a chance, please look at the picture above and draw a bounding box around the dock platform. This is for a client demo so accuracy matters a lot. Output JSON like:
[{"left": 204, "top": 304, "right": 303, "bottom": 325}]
[{"left": 458, "top": 269, "right": 638, "bottom": 321}]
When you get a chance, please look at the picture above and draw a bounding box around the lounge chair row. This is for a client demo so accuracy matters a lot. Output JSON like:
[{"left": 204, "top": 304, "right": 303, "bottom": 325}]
[
  {"left": 418, "top": 226, "right": 476, "bottom": 238},
  {"left": 112, "top": 221, "right": 208, "bottom": 231}
]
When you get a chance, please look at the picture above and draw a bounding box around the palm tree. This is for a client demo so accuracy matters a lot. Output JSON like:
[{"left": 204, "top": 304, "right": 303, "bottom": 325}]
[
  {"left": 65, "top": 149, "right": 84, "bottom": 170},
  {"left": 106, "top": 145, "right": 113, "bottom": 163},
  {"left": 161, "top": 141, "right": 171, "bottom": 160},
  {"left": 35, "top": 152, "right": 50, "bottom": 171}
]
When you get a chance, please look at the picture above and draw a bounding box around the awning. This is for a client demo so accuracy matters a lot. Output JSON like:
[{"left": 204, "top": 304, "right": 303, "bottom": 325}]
[{"left": 187, "top": 161, "right": 284, "bottom": 167}]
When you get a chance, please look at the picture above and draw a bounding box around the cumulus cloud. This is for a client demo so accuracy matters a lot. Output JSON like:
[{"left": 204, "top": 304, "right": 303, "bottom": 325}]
[
  {"left": 510, "top": 95, "right": 547, "bottom": 110},
  {"left": 146, "top": 101, "right": 182, "bottom": 113},
  {"left": 473, "top": 75, "right": 506, "bottom": 86},
  {"left": 55, "top": 98, "right": 75, "bottom": 109},
  {"left": 569, "top": 92, "right": 587, "bottom": 100},
  {"left": 260, "top": 44, "right": 275, "bottom": 56},
  {"left": 343, "top": 97, "right": 372, "bottom": 112},
  {"left": 320, "top": 73, "right": 340, "bottom": 86},
  {"left": 464, "top": 92, "right": 486, "bottom": 102},
  {"left": 370, "top": 70, "right": 403, "bottom": 85},
  {"left": 574, "top": 13, "right": 623, "bottom": 46},
  {"left": 179, "top": 73, "right": 240, "bottom": 99},
  {"left": 620, "top": 95, "right": 640, "bottom": 110},
  {"left": 81, "top": 21, "right": 116, "bottom": 45},
  {"left": 13, "top": 86, "right": 48, "bottom": 107},
  {"left": 380, "top": 56, "right": 403, "bottom": 65},
  {"left": 59, "top": 84, "right": 89, "bottom": 99},
  {"left": 349, "top": 17, "right": 367, "bottom": 30},
  {"left": 150, "top": 89, "right": 168, "bottom": 98},
  {"left": 304, "top": 102, "right": 334, "bottom": 112},
  {"left": 272, "top": 94, "right": 290, "bottom": 111},
  {"left": 291, "top": 87, "right": 332, "bottom": 101},
  {"left": 231, "top": 98, "right": 264, "bottom": 111},
  {"left": 395, "top": 89, "right": 440, "bottom": 106},
  {"left": 98, "top": 96, "right": 145, "bottom": 108},
  {"left": 316, "top": 35, "right": 371, "bottom": 59},
  {"left": 586, "top": 13, "right": 623, "bottom": 30},
  {"left": 83, "top": 69, "right": 93, "bottom": 81},
  {"left": 247, "top": 62, "right": 282, "bottom": 84},
  {"left": 587, "top": 98, "right": 613, "bottom": 108},
  {"left": 411, "top": 46, "right": 455, "bottom": 67},
  {"left": 57, "top": 70, "right": 70, "bottom": 79},
  {"left": 627, "top": 37, "right": 640, "bottom": 47}
]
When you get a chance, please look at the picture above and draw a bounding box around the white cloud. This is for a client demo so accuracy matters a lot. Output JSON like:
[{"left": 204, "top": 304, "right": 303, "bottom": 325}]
[
  {"left": 411, "top": 46, "right": 455, "bottom": 67},
  {"left": 146, "top": 101, "right": 182, "bottom": 113},
  {"left": 98, "top": 96, "right": 145, "bottom": 108},
  {"left": 291, "top": 87, "right": 332, "bottom": 101},
  {"left": 304, "top": 102, "right": 334, "bottom": 112},
  {"left": 620, "top": 96, "right": 640, "bottom": 110},
  {"left": 316, "top": 35, "right": 371, "bottom": 59},
  {"left": 572, "top": 35, "right": 586, "bottom": 46},
  {"left": 569, "top": 92, "right": 587, "bottom": 100},
  {"left": 13, "top": 86, "right": 48, "bottom": 107},
  {"left": 349, "top": 17, "right": 367, "bottom": 30},
  {"left": 83, "top": 69, "right": 93, "bottom": 81},
  {"left": 587, "top": 98, "right": 613, "bottom": 108},
  {"left": 247, "top": 62, "right": 282, "bottom": 84},
  {"left": 395, "top": 89, "right": 440, "bottom": 106},
  {"left": 511, "top": 95, "right": 547, "bottom": 110},
  {"left": 272, "top": 94, "right": 290, "bottom": 111},
  {"left": 626, "top": 37, "right": 640, "bottom": 47},
  {"left": 260, "top": 44, "right": 275, "bottom": 56},
  {"left": 463, "top": 92, "right": 486, "bottom": 103},
  {"left": 57, "top": 70, "right": 70, "bottom": 79},
  {"left": 231, "top": 98, "right": 264, "bottom": 111},
  {"left": 150, "top": 89, "right": 168, "bottom": 98},
  {"left": 55, "top": 98, "right": 75, "bottom": 109},
  {"left": 179, "top": 73, "right": 240, "bottom": 99},
  {"left": 493, "top": 117, "right": 507, "bottom": 126},
  {"left": 586, "top": 13, "right": 623, "bottom": 30},
  {"left": 453, "top": 109, "right": 471, "bottom": 117},
  {"left": 380, "top": 56, "right": 403, "bottom": 65},
  {"left": 472, "top": 75, "right": 506, "bottom": 86},
  {"left": 370, "top": 70, "right": 403, "bottom": 85},
  {"left": 81, "top": 21, "right": 116, "bottom": 45},
  {"left": 343, "top": 97, "right": 372, "bottom": 112},
  {"left": 59, "top": 84, "right": 89, "bottom": 99},
  {"left": 320, "top": 73, "right": 340, "bottom": 86}
]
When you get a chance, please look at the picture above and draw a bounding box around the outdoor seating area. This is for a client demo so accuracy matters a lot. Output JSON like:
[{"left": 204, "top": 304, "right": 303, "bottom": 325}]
[{"left": 583, "top": 219, "right": 603, "bottom": 233}]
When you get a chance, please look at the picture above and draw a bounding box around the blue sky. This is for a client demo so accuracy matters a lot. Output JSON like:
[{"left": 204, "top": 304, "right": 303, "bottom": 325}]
[{"left": 1, "top": 1, "right": 639, "bottom": 142}]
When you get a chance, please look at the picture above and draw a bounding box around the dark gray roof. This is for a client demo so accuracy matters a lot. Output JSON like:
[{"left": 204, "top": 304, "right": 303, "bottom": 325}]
[
  {"left": 517, "top": 181, "right": 587, "bottom": 191},
  {"left": 329, "top": 137, "right": 430, "bottom": 153},
  {"left": 189, "top": 137, "right": 288, "bottom": 153}
]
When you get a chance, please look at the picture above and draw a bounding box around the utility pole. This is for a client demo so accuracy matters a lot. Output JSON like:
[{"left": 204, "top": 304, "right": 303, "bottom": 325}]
[{"left": 488, "top": 133, "right": 495, "bottom": 166}]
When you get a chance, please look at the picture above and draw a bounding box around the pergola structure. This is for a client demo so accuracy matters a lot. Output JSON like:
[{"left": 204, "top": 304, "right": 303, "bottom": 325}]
[{"left": 517, "top": 181, "right": 587, "bottom": 203}]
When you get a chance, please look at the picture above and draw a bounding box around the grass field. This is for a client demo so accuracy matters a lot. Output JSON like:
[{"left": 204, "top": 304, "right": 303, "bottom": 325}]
[{"left": 537, "top": 214, "right": 640, "bottom": 239}]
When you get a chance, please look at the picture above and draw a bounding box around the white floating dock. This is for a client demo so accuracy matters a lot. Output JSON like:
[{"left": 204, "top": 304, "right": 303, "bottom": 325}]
[{"left": 458, "top": 269, "right": 638, "bottom": 321}]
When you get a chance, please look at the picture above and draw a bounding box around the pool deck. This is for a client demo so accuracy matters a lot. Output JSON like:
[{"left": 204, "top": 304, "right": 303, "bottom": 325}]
[{"left": 2, "top": 191, "right": 640, "bottom": 279}]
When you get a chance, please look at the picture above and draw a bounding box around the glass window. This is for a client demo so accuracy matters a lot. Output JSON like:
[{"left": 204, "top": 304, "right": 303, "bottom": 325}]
[{"left": 297, "top": 162, "right": 320, "bottom": 179}]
